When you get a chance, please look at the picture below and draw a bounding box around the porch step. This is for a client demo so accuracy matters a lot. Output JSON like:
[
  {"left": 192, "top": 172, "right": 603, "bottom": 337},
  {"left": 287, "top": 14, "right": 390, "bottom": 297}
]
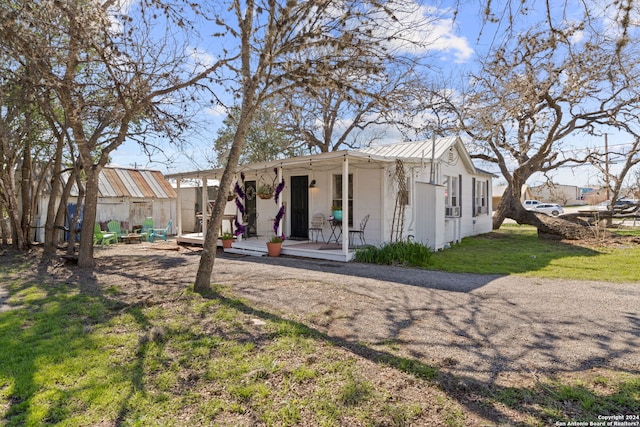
[{"left": 224, "top": 247, "right": 265, "bottom": 257}]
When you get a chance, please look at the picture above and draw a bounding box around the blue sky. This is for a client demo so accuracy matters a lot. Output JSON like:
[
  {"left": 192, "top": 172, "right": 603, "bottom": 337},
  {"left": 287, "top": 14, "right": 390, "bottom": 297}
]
[{"left": 108, "top": 0, "right": 636, "bottom": 189}]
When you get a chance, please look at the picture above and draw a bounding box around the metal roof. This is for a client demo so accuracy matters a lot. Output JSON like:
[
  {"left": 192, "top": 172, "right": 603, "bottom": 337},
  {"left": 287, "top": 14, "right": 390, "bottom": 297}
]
[
  {"left": 356, "top": 136, "right": 460, "bottom": 161},
  {"left": 165, "top": 136, "right": 490, "bottom": 180},
  {"left": 69, "top": 167, "right": 176, "bottom": 199}
]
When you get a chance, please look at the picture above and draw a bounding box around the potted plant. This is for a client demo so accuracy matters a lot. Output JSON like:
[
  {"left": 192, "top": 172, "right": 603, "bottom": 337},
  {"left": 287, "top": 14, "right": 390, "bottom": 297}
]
[
  {"left": 331, "top": 205, "right": 343, "bottom": 221},
  {"left": 266, "top": 234, "right": 284, "bottom": 256},
  {"left": 257, "top": 184, "right": 274, "bottom": 199},
  {"left": 266, "top": 171, "right": 286, "bottom": 256},
  {"left": 220, "top": 232, "right": 234, "bottom": 249}
]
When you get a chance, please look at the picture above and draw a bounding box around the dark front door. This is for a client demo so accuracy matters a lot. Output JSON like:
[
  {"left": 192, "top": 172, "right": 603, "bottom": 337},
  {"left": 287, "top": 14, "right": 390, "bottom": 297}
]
[
  {"left": 290, "top": 176, "right": 309, "bottom": 239},
  {"left": 245, "top": 180, "right": 257, "bottom": 237}
]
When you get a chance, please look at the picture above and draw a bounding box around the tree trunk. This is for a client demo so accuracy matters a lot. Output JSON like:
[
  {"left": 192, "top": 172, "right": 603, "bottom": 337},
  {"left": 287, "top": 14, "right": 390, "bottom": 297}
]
[
  {"left": 194, "top": 106, "right": 255, "bottom": 293},
  {"left": 497, "top": 185, "right": 599, "bottom": 240},
  {"left": 77, "top": 168, "right": 98, "bottom": 268},
  {"left": 193, "top": 123, "right": 250, "bottom": 293},
  {"left": 43, "top": 139, "right": 65, "bottom": 255},
  {"left": 66, "top": 172, "right": 84, "bottom": 256},
  {"left": 0, "top": 198, "right": 9, "bottom": 245},
  {"left": 4, "top": 176, "right": 26, "bottom": 250},
  {"left": 20, "top": 144, "right": 33, "bottom": 245}
]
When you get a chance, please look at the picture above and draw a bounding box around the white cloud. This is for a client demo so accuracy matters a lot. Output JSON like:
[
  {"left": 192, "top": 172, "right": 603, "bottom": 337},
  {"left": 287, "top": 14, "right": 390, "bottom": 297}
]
[
  {"left": 189, "top": 47, "right": 216, "bottom": 69},
  {"left": 205, "top": 104, "right": 228, "bottom": 117},
  {"left": 369, "top": 1, "right": 474, "bottom": 63}
]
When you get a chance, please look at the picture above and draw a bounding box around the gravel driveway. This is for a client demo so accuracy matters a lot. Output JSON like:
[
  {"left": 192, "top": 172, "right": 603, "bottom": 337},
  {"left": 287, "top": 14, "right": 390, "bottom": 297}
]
[{"left": 212, "top": 252, "right": 640, "bottom": 386}]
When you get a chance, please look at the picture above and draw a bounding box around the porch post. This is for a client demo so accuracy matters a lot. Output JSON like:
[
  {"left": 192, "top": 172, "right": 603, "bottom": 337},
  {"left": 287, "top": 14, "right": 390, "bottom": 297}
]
[
  {"left": 202, "top": 176, "right": 208, "bottom": 239},
  {"left": 277, "top": 166, "right": 284, "bottom": 236},
  {"left": 342, "top": 156, "right": 349, "bottom": 259},
  {"left": 176, "top": 178, "right": 182, "bottom": 237}
]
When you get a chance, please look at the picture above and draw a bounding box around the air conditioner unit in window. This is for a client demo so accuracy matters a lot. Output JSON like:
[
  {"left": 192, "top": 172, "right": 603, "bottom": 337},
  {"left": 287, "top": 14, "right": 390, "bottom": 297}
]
[{"left": 445, "top": 206, "right": 460, "bottom": 217}]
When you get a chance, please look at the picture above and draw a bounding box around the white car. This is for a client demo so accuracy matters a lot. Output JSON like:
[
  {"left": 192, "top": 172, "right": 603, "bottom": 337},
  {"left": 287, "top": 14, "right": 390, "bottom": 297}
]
[
  {"left": 533, "top": 203, "right": 564, "bottom": 216},
  {"left": 523, "top": 200, "right": 541, "bottom": 210}
]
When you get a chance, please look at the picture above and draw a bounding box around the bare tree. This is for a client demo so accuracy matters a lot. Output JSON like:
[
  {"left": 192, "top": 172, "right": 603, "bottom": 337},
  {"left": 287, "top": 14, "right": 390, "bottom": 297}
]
[
  {"left": 1, "top": 0, "right": 226, "bottom": 266},
  {"left": 193, "top": 0, "right": 433, "bottom": 292},
  {"left": 278, "top": 64, "right": 419, "bottom": 153},
  {"left": 0, "top": 64, "right": 53, "bottom": 250},
  {"left": 460, "top": 21, "right": 640, "bottom": 239},
  {"left": 588, "top": 138, "right": 640, "bottom": 207}
]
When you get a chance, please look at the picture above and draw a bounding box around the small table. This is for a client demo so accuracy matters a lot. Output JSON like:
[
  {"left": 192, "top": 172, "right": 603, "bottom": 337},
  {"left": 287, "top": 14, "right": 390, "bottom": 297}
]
[
  {"left": 327, "top": 220, "right": 342, "bottom": 243},
  {"left": 121, "top": 233, "right": 143, "bottom": 244}
]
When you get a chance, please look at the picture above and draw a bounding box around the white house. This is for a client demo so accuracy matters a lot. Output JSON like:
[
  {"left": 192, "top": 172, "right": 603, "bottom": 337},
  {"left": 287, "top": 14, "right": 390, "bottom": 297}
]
[{"left": 166, "top": 136, "right": 494, "bottom": 261}]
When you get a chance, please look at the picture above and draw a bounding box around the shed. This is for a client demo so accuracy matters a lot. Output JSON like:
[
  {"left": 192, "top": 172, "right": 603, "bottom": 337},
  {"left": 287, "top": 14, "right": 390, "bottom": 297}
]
[{"left": 34, "top": 166, "right": 176, "bottom": 242}]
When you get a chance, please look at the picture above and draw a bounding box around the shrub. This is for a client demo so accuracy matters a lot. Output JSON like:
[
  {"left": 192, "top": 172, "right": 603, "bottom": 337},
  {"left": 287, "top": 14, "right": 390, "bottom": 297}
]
[{"left": 354, "top": 241, "right": 431, "bottom": 267}]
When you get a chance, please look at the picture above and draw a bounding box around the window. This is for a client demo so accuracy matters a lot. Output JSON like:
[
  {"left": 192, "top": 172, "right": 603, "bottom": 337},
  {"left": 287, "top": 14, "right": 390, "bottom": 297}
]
[
  {"left": 444, "top": 176, "right": 458, "bottom": 207},
  {"left": 332, "top": 174, "right": 353, "bottom": 225},
  {"left": 444, "top": 175, "right": 460, "bottom": 217},
  {"left": 474, "top": 179, "right": 488, "bottom": 215}
]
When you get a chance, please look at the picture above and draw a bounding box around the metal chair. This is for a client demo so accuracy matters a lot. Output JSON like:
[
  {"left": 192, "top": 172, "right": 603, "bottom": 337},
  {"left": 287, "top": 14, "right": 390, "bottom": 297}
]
[
  {"left": 308, "top": 214, "right": 325, "bottom": 243},
  {"left": 348, "top": 214, "right": 369, "bottom": 247}
]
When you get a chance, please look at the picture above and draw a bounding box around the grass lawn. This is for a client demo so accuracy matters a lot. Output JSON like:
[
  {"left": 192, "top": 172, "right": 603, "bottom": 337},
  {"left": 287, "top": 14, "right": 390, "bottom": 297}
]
[{"left": 428, "top": 225, "right": 640, "bottom": 282}]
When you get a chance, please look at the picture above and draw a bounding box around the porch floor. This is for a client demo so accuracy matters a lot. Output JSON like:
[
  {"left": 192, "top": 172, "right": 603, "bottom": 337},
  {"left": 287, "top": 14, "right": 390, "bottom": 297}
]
[{"left": 176, "top": 233, "right": 354, "bottom": 262}]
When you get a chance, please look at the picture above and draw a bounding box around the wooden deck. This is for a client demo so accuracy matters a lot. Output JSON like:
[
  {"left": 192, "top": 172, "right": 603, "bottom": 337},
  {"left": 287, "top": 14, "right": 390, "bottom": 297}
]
[{"left": 176, "top": 233, "right": 354, "bottom": 262}]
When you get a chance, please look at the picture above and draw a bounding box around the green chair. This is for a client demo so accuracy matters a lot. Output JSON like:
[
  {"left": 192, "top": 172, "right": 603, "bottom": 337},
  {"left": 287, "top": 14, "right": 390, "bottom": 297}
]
[
  {"left": 135, "top": 218, "right": 154, "bottom": 242},
  {"left": 106, "top": 220, "right": 124, "bottom": 241},
  {"left": 93, "top": 223, "right": 117, "bottom": 245},
  {"left": 150, "top": 219, "right": 172, "bottom": 242}
]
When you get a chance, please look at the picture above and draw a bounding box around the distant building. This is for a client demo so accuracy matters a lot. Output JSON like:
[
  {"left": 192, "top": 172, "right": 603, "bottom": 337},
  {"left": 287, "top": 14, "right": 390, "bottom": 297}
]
[
  {"left": 530, "top": 183, "right": 587, "bottom": 206},
  {"left": 492, "top": 185, "right": 534, "bottom": 210}
]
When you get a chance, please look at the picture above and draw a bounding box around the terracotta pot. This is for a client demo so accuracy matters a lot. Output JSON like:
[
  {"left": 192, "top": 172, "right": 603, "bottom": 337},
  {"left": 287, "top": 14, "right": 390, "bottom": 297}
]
[
  {"left": 266, "top": 241, "right": 282, "bottom": 257},
  {"left": 222, "top": 239, "right": 233, "bottom": 249}
]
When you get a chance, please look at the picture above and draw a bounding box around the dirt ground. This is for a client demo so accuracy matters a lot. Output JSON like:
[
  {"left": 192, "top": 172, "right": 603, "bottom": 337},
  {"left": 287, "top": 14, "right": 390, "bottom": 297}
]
[{"left": 3, "top": 240, "right": 639, "bottom": 424}]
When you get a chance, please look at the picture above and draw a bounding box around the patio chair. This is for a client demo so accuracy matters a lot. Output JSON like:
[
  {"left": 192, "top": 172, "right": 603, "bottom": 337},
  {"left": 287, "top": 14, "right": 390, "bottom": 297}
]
[
  {"left": 150, "top": 219, "right": 172, "bottom": 242},
  {"left": 348, "top": 214, "right": 369, "bottom": 247},
  {"left": 308, "top": 214, "right": 325, "bottom": 243},
  {"left": 106, "top": 220, "right": 125, "bottom": 241},
  {"left": 135, "top": 218, "right": 154, "bottom": 242},
  {"left": 93, "top": 223, "right": 117, "bottom": 245}
]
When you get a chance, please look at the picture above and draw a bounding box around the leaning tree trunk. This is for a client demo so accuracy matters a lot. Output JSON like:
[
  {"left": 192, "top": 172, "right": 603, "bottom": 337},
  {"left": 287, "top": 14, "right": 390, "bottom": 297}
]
[
  {"left": 497, "top": 186, "right": 601, "bottom": 240},
  {"left": 193, "top": 115, "right": 251, "bottom": 293}
]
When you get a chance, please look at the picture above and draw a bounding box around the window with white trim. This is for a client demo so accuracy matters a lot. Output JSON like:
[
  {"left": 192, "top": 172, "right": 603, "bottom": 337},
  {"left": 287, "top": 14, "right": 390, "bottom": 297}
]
[
  {"left": 475, "top": 180, "right": 488, "bottom": 215},
  {"left": 444, "top": 175, "right": 460, "bottom": 217}
]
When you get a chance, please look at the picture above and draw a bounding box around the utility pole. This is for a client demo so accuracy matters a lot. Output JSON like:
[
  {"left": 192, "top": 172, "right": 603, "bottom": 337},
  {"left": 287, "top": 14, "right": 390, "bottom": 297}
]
[{"left": 604, "top": 133, "right": 610, "bottom": 200}]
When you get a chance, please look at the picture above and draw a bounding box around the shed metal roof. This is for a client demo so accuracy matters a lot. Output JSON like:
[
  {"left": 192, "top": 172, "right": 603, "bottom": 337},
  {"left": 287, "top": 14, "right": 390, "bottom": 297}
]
[{"left": 69, "top": 167, "right": 176, "bottom": 199}]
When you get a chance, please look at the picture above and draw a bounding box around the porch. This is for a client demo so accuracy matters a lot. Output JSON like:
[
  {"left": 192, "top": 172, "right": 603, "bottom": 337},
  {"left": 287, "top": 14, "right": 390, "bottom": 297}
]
[{"left": 177, "top": 233, "right": 355, "bottom": 262}]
